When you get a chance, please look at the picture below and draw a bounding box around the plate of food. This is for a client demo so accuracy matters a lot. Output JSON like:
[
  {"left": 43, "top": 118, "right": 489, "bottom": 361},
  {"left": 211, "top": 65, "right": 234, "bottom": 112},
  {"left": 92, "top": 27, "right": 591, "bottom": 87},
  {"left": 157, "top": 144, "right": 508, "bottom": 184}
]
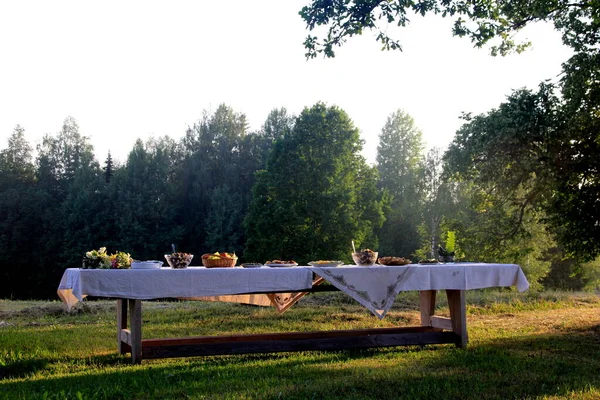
[
  {"left": 265, "top": 260, "right": 298, "bottom": 267},
  {"left": 418, "top": 259, "right": 440, "bottom": 265},
  {"left": 378, "top": 256, "right": 412, "bottom": 266},
  {"left": 308, "top": 260, "right": 344, "bottom": 267},
  {"left": 241, "top": 263, "right": 263, "bottom": 268}
]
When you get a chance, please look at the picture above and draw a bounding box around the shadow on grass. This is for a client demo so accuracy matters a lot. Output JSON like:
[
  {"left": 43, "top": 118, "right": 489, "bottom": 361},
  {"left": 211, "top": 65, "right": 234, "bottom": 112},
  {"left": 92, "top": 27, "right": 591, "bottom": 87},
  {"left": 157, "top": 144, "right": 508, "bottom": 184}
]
[
  {"left": 0, "top": 353, "right": 131, "bottom": 381},
  {"left": 0, "top": 357, "right": 48, "bottom": 380},
  {"left": 1, "top": 325, "right": 600, "bottom": 400},
  {"left": 142, "top": 304, "right": 418, "bottom": 337}
]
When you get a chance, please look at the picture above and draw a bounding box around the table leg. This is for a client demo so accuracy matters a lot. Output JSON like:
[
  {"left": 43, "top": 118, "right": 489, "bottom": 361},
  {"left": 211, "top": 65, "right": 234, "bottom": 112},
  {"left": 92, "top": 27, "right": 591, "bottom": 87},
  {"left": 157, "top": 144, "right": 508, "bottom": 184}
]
[
  {"left": 129, "top": 299, "right": 142, "bottom": 364},
  {"left": 419, "top": 290, "right": 437, "bottom": 326},
  {"left": 446, "top": 290, "right": 468, "bottom": 348},
  {"left": 116, "top": 299, "right": 129, "bottom": 354}
]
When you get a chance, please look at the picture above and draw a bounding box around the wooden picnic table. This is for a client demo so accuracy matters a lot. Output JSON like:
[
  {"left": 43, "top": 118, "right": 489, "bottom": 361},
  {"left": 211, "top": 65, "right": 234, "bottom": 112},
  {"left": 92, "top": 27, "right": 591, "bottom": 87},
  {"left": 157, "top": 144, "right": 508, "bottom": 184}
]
[{"left": 58, "top": 263, "right": 529, "bottom": 364}]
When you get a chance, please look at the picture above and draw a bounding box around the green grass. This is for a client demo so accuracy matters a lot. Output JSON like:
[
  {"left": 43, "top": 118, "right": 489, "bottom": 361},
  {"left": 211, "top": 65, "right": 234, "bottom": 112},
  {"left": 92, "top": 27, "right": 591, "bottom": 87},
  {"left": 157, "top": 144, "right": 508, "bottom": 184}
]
[{"left": 1, "top": 291, "right": 599, "bottom": 399}]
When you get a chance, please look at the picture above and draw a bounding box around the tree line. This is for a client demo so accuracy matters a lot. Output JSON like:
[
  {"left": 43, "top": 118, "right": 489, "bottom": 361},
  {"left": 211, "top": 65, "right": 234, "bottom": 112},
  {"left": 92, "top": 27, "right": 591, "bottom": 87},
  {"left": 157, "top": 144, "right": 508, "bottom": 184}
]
[{"left": 1, "top": 101, "right": 598, "bottom": 299}]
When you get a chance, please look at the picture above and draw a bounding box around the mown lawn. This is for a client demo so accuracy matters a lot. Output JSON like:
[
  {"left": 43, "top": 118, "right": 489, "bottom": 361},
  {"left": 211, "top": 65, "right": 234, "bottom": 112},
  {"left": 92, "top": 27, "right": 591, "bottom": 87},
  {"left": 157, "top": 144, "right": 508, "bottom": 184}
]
[{"left": 1, "top": 291, "right": 599, "bottom": 400}]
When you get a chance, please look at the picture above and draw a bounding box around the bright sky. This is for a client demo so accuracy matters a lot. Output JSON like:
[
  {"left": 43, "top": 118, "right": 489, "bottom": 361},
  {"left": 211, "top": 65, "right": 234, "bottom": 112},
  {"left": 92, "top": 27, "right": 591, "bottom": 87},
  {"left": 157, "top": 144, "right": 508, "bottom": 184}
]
[{"left": 0, "top": 1, "right": 573, "bottom": 166}]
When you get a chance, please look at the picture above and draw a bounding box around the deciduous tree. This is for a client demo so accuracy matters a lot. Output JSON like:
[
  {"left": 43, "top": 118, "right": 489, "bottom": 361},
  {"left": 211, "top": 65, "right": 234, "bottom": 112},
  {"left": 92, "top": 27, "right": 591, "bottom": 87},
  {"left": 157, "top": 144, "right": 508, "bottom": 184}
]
[
  {"left": 245, "top": 103, "right": 385, "bottom": 263},
  {"left": 445, "top": 82, "right": 600, "bottom": 260},
  {"left": 376, "top": 109, "right": 424, "bottom": 257}
]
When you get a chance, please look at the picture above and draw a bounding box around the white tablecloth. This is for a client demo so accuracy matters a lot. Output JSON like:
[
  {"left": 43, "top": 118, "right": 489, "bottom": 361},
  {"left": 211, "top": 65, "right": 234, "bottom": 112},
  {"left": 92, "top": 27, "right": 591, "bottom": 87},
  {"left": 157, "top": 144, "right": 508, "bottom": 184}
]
[
  {"left": 57, "top": 267, "right": 313, "bottom": 311},
  {"left": 307, "top": 263, "right": 529, "bottom": 318},
  {"left": 57, "top": 263, "right": 529, "bottom": 316}
]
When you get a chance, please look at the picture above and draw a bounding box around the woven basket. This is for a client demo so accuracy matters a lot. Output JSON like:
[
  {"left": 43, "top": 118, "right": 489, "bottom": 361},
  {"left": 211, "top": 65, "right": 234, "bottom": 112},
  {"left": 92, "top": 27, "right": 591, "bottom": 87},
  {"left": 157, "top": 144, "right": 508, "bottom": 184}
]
[{"left": 201, "top": 254, "right": 238, "bottom": 268}]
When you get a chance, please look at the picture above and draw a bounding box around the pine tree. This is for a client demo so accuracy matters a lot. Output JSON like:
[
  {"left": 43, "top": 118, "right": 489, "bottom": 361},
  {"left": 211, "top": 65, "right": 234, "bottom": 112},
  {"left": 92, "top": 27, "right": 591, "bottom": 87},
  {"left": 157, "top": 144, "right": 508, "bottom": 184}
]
[{"left": 103, "top": 151, "right": 114, "bottom": 183}]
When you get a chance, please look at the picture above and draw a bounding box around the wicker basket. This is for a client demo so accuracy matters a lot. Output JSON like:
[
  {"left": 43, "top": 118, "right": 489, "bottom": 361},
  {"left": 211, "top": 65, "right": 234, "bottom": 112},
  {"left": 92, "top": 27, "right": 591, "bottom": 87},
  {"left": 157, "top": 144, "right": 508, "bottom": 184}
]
[{"left": 201, "top": 253, "right": 238, "bottom": 268}]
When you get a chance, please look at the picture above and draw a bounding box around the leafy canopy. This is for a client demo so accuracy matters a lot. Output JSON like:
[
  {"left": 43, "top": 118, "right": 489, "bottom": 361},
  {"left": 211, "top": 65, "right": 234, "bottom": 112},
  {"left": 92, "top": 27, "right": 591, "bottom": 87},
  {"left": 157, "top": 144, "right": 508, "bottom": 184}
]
[
  {"left": 300, "top": 0, "right": 598, "bottom": 58},
  {"left": 444, "top": 83, "right": 600, "bottom": 260}
]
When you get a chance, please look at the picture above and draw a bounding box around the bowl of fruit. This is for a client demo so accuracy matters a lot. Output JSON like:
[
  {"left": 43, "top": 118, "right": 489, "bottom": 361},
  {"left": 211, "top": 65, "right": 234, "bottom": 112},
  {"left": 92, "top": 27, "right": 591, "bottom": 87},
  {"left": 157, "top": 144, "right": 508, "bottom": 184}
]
[
  {"left": 351, "top": 249, "right": 378, "bottom": 266},
  {"left": 201, "top": 252, "right": 238, "bottom": 268},
  {"left": 164, "top": 253, "right": 194, "bottom": 269}
]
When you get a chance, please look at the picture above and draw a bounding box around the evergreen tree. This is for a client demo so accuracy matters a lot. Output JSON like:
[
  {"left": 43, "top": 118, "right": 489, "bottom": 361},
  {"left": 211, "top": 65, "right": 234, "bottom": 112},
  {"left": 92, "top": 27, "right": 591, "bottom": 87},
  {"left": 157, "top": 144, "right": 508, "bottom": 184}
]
[
  {"left": 178, "top": 104, "right": 251, "bottom": 255},
  {"left": 204, "top": 185, "right": 244, "bottom": 253},
  {"left": 0, "top": 126, "right": 44, "bottom": 298},
  {"left": 103, "top": 151, "right": 114, "bottom": 183},
  {"left": 60, "top": 155, "right": 107, "bottom": 268},
  {"left": 115, "top": 137, "right": 184, "bottom": 259}
]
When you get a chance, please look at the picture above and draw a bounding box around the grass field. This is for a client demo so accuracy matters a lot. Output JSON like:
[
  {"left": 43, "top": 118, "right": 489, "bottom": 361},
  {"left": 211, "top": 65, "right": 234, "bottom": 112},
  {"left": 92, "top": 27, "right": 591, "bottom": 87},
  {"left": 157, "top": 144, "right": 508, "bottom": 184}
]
[{"left": 1, "top": 290, "right": 599, "bottom": 400}]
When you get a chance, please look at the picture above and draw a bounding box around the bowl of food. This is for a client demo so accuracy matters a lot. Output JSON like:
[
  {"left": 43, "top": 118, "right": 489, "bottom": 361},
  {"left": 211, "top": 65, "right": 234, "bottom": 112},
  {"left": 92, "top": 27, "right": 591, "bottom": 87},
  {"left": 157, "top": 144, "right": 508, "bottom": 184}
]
[
  {"left": 164, "top": 253, "right": 194, "bottom": 269},
  {"left": 131, "top": 260, "right": 164, "bottom": 269},
  {"left": 351, "top": 249, "right": 378, "bottom": 266},
  {"left": 201, "top": 252, "right": 238, "bottom": 268}
]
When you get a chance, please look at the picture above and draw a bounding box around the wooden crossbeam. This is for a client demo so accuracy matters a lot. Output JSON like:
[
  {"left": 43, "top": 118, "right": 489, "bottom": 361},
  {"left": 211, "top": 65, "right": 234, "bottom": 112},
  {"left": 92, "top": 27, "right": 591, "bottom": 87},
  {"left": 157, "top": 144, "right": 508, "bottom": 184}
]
[
  {"left": 142, "top": 327, "right": 458, "bottom": 359},
  {"left": 430, "top": 316, "right": 453, "bottom": 330}
]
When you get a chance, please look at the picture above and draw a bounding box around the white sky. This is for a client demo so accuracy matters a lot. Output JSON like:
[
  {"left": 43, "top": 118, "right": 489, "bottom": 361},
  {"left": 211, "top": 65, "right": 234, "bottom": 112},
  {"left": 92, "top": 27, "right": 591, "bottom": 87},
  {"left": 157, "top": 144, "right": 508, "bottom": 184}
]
[{"left": 0, "top": 1, "right": 573, "bottom": 165}]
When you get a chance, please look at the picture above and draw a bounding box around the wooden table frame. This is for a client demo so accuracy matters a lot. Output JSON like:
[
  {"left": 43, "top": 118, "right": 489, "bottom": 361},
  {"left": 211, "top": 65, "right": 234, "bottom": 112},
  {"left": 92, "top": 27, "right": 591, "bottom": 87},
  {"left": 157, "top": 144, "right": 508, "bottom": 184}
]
[{"left": 116, "top": 288, "right": 467, "bottom": 364}]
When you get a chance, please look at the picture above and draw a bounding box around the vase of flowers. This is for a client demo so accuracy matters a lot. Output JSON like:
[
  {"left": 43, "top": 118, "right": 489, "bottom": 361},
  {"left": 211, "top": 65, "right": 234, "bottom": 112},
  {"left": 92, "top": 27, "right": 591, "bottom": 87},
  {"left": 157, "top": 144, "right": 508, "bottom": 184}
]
[
  {"left": 82, "top": 247, "right": 133, "bottom": 269},
  {"left": 110, "top": 251, "right": 133, "bottom": 269},
  {"left": 438, "top": 247, "right": 455, "bottom": 263}
]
